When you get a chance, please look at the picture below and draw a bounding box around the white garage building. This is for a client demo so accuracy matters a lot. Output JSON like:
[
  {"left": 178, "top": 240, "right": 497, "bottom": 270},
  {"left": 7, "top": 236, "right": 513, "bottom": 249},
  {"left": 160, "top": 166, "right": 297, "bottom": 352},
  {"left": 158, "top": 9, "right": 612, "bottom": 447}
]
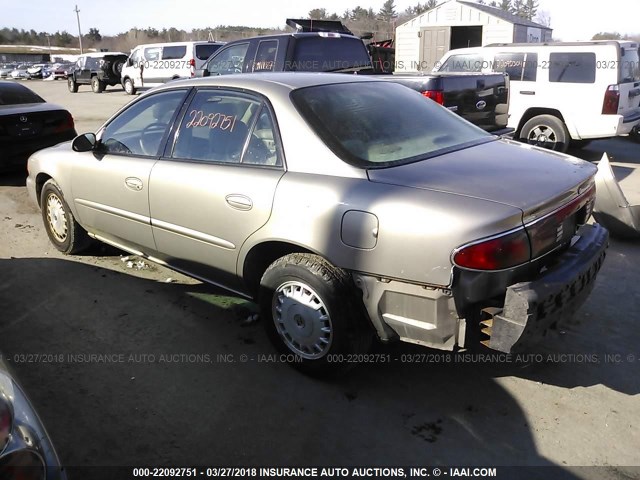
[{"left": 395, "top": 0, "right": 552, "bottom": 72}]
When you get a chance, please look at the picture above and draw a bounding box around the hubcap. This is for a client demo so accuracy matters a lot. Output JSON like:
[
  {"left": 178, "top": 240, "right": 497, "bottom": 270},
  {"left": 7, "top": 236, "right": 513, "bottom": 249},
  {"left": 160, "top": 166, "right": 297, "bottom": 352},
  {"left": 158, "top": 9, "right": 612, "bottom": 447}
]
[
  {"left": 46, "top": 193, "right": 67, "bottom": 242},
  {"left": 528, "top": 125, "right": 557, "bottom": 149},
  {"left": 272, "top": 281, "right": 332, "bottom": 359}
]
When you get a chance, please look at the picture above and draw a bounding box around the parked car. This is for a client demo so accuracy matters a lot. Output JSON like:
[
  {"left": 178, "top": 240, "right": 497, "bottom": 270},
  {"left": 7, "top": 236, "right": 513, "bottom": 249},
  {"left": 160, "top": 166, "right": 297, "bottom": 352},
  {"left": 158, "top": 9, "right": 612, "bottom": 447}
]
[
  {"left": 27, "top": 73, "right": 608, "bottom": 375},
  {"left": 9, "top": 65, "right": 31, "bottom": 80},
  {"left": 121, "top": 40, "right": 225, "bottom": 95},
  {"left": 0, "top": 64, "right": 17, "bottom": 79},
  {"left": 67, "top": 52, "right": 128, "bottom": 93},
  {"left": 0, "top": 352, "right": 66, "bottom": 479},
  {"left": 434, "top": 40, "right": 640, "bottom": 151},
  {"left": 0, "top": 80, "right": 76, "bottom": 171},
  {"left": 197, "top": 24, "right": 510, "bottom": 133},
  {"left": 51, "top": 63, "right": 74, "bottom": 80},
  {"left": 27, "top": 63, "right": 50, "bottom": 79}
]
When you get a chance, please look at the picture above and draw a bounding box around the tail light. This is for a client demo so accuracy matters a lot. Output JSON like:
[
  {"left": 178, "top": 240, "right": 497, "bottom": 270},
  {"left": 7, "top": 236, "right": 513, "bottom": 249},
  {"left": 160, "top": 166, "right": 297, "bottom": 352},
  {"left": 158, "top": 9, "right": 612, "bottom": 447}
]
[
  {"left": 453, "top": 228, "right": 531, "bottom": 271},
  {"left": 0, "top": 395, "right": 11, "bottom": 453},
  {"left": 422, "top": 90, "right": 444, "bottom": 105},
  {"left": 189, "top": 58, "right": 196, "bottom": 77},
  {"left": 54, "top": 112, "right": 75, "bottom": 133},
  {"left": 602, "top": 85, "right": 620, "bottom": 114}
]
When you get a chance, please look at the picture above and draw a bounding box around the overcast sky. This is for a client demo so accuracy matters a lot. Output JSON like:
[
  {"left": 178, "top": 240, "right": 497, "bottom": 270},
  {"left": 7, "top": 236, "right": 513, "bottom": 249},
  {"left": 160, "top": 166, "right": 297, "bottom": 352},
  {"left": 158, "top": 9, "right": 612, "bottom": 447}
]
[{"left": 1, "top": 0, "right": 638, "bottom": 41}]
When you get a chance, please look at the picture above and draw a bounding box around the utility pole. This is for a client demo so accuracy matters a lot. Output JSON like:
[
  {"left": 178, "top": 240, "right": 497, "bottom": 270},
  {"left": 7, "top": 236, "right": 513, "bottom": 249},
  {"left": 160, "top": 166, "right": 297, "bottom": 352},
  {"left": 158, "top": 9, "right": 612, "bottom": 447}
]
[{"left": 74, "top": 5, "right": 83, "bottom": 54}]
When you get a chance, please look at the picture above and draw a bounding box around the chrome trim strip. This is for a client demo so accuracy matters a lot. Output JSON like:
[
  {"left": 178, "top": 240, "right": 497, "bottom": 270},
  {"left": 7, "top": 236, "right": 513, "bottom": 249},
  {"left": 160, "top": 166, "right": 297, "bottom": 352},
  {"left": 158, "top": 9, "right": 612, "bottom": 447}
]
[
  {"left": 76, "top": 199, "right": 150, "bottom": 225},
  {"left": 151, "top": 219, "right": 236, "bottom": 250}
]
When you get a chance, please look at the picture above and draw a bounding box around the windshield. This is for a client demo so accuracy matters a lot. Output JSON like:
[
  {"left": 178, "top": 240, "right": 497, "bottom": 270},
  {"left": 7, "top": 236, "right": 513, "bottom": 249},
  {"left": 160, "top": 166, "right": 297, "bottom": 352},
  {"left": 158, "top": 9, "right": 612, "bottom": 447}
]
[
  {"left": 287, "top": 36, "right": 371, "bottom": 72},
  {"left": 291, "top": 81, "right": 492, "bottom": 168}
]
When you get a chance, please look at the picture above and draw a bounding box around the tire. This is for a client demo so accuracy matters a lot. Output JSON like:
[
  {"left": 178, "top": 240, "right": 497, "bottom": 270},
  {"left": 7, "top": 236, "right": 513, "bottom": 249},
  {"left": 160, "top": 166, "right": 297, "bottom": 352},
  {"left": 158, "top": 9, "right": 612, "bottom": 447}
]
[
  {"left": 123, "top": 78, "right": 136, "bottom": 95},
  {"left": 40, "top": 180, "right": 91, "bottom": 254},
  {"left": 112, "top": 59, "right": 125, "bottom": 76},
  {"left": 91, "top": 76, "right": 104, "bottom": 93},
  {"left": 67, "top": 76, "right": 78, "bottom": 93},
  {"left": 259, "top": 253, "right": 373, "bottom": 376},
  {"left": 630, "top": 126, "right": 640, "bottom": 144},
  {"left": 519, "top": 114, "right": 569, "bottom": 153}
]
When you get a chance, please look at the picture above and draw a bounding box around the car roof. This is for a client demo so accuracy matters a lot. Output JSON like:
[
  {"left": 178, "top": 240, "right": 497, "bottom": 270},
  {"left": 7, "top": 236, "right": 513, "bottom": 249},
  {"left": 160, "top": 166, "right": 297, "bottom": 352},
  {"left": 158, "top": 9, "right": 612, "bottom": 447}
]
[
  {"left": 155, "top": 72, "right": 383, "bottom": 95},
  {"left": 81, "top": 52, "right": 127, "bottom": 58}
]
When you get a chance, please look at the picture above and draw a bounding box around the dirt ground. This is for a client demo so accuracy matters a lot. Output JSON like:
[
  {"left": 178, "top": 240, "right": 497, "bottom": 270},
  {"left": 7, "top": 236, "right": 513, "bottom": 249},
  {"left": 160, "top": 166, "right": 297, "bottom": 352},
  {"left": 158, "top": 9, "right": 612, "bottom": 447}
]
[{"left": 1, "top": 80, "right": 639, "bottom": 478}]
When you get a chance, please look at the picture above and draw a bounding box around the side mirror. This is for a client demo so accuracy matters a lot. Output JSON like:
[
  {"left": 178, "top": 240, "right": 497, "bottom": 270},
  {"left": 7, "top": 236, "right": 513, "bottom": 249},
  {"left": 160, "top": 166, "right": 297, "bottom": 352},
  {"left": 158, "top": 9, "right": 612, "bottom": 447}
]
[{"left": 72, "top": 133, "right": 97, "bottom": 152}]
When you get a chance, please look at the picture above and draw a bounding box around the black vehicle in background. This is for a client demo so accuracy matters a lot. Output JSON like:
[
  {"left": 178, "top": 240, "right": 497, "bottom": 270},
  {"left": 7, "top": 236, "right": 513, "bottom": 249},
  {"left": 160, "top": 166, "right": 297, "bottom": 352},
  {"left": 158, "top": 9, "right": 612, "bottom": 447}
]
[
  {"left": 0, "top": 80, "right": 76, "bottom": 171},
  {"left": 67, "top": 52, "right": 128, "bottom": 93},
  {"left": 197, "top": 19, "right": 510, "bottom": 134}
]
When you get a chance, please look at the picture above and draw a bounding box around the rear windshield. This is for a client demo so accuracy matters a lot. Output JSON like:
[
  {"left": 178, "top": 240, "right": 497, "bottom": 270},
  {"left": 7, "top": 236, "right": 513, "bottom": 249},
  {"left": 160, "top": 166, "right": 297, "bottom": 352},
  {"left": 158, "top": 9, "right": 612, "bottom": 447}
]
[
  {"left": 196, "top": 43, "right": 224, "bottom": 60},
  {"left": 620, "top": 45, "right": 640, "bottom": 83},
  {"left": 0, "top": 83, "right": 44, "bottom": 105},
  {"left": 291, "top": 82, "right": 492, "bottom": 168},
  {"left": 288, "top": 36, "right": 371, "bottom": 72}
]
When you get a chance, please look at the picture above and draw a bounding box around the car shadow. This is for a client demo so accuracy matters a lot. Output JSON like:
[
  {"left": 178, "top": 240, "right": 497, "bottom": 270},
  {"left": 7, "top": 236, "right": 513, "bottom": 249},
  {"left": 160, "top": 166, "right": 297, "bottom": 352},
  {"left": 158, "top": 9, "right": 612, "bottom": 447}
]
[
  {"left": 0, "top": 170, "right": 27, "bottom": 186},
  {"left": 0, "top": 257, "right": 633, "bottom": 476}
]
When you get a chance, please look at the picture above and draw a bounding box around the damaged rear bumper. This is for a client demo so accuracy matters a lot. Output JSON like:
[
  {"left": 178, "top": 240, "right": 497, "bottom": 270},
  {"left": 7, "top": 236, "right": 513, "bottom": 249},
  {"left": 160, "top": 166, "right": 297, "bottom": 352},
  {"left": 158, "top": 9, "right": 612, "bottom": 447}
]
[{"left": 479, "top": 223, "right": 608, "bottom": 353}]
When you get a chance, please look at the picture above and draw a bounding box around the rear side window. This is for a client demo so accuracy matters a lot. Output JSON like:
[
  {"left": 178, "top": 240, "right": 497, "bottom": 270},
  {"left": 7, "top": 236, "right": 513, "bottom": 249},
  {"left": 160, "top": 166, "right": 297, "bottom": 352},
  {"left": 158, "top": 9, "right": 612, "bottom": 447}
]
[
  {"left": 252, "top": 40, "right": 277, "bottom": 72},
  {"left": 620, "top": 45, "right": 640, "bottom": 83},
  {"left": 162, "top": 46, "right": 187, "bottom": 60},
  {"left": 549, "top": 52, "right": 596, "bottom": 83},
  {"left": 172, "top": 91, "right": 259, "bottom": 163},
  {"left": 288, "top": 36, "right": 371, "bottom": 72}
]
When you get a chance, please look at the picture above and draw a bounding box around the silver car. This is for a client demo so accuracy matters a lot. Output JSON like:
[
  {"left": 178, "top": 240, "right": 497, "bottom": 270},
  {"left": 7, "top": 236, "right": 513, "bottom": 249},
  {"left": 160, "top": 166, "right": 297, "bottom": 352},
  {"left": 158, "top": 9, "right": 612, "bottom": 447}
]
[
  {"left": 26, "top": 73, "right": 608, "bottom": 375},
  {"left": 1, "top": 354, "right": 66, "bottom": 478}
]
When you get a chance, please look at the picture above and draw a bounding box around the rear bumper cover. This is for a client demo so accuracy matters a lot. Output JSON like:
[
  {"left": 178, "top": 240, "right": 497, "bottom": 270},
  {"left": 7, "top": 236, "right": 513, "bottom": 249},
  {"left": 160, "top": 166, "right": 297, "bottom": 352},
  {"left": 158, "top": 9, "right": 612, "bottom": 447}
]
[{"left": 480, "top": 223, "right": 608, "bottom": 352}]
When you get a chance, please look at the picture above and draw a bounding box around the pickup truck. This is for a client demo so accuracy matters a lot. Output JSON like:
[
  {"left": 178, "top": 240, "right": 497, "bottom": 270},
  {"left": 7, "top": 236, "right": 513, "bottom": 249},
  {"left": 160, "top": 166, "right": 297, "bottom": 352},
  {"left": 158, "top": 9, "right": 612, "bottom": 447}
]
[{"left": 197, "top": 19, "right": 510, "bottom": 134}]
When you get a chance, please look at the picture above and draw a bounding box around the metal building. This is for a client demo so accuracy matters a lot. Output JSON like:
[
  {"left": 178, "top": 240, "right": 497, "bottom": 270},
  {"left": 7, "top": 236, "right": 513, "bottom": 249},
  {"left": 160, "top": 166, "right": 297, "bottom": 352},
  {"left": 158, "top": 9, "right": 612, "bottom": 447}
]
[{"left": 395, "top": 0, "right": 552, "bottom": 72}]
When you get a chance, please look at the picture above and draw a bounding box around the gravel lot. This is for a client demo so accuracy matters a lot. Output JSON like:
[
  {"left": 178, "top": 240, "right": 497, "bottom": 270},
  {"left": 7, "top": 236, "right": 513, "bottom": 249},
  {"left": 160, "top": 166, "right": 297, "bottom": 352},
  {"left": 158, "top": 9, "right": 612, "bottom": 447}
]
[{"left": 1, "top": 79, "right": 639, "bottom": 478}]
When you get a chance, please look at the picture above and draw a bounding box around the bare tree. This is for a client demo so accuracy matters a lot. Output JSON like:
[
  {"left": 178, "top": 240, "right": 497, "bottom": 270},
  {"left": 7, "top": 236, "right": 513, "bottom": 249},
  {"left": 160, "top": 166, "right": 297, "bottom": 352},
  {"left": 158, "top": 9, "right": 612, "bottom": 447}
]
[{"left": 534, "top": 9, "right": 551, "bottom": 27}]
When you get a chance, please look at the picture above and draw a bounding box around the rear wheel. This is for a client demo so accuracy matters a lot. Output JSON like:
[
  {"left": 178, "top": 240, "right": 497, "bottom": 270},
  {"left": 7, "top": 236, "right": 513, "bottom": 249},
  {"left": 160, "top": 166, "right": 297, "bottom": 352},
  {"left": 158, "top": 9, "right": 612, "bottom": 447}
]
[
  {"left": 91, "top": 76, "right": 104, "bottom": 93},
  {"left": 123, "top": 78, "right": 136, "bottom": 95},
  {"left": 519, "top": 114, "right": 569, "bottom": 152},
  {"left": 40, "top": 180, "right": 91, "bottom": 254},
  {"left": 67, "top": 76, "right": 78, "bottom": 93},
  {"left": 259, "top": 253, "right": 373, "bottom": 376}
]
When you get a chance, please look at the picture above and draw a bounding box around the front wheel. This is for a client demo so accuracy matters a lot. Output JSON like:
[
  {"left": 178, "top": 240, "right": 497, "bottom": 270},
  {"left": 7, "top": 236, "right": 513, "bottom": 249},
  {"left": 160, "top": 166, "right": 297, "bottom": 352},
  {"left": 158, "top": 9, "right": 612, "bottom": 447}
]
[
  {"left": 123, "top": 78, "right": 136, "bottom": 95},
  {"left": 519, "top": 114, "right": 569, "bottom": 152},
  {"left": 67, "top": 77, "right": 78, "bottom": 93},
  {"left": 40, "top": 180, "right": 91, "bottom": 254},
  {"left": 259, "top": 253, "right": 373, "bottom": 376}
]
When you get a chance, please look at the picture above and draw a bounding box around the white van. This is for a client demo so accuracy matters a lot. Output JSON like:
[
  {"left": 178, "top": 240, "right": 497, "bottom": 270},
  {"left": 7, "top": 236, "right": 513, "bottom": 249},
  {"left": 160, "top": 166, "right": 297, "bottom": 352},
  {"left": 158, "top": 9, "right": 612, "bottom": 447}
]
[
  {"left": 434, "top": 41, "right": 640, "bottom": 151},
  {"left": 121, "top": 41, "right": 225, "bottom": 95}
]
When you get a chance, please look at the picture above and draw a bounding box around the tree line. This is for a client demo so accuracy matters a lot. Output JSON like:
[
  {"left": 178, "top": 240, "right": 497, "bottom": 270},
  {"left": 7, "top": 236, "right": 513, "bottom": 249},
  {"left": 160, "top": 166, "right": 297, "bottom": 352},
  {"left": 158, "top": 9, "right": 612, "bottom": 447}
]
[{"left": 1, "top": 0, "right": 638, "bottom": 52}]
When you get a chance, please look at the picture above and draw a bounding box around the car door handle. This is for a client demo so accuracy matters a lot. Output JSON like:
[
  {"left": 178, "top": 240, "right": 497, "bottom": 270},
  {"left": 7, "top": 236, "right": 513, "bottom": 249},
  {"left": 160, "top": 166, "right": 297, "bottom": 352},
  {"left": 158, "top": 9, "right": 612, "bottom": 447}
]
[
  {"left": 125, "top": 177, "right": 144, "bottom": 191},
  {"left": 225, "top": 194, "right": 253, "bottom": 211},
  {"left": 520, "top": 90, "right": 536, "bottom": 95}
]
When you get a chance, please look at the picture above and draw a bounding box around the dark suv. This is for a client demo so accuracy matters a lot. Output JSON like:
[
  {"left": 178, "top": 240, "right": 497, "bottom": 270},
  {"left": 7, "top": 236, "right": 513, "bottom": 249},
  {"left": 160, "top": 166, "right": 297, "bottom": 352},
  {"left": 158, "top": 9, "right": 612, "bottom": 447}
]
[{"left": 68, "top": 52, "right": 128, "bottom": 94}]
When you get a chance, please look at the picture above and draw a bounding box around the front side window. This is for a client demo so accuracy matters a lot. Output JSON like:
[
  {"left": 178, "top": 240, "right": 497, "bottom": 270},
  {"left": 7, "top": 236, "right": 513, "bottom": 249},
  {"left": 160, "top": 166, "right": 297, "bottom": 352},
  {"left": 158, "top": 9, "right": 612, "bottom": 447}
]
[
  {"left": 144, "top": 47, "right": 162, "bottom": 61},
  {"left": 291, "top": 81, "right": 491, "bottom": 168},
  {"left": 206, "top": 43, "right": 249, "bottom": 75},
  {"left": 494, "top": 53, "right": 526, "bottom": 81},
  {"left": 549, "top": 52, "right": 596, "bottom": 83},
  {"left": 99, "top": 90, "right": 187, "bottom": 156},
  {"left": 438, "top": 54, "right": 483, "bottom": 72}
]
